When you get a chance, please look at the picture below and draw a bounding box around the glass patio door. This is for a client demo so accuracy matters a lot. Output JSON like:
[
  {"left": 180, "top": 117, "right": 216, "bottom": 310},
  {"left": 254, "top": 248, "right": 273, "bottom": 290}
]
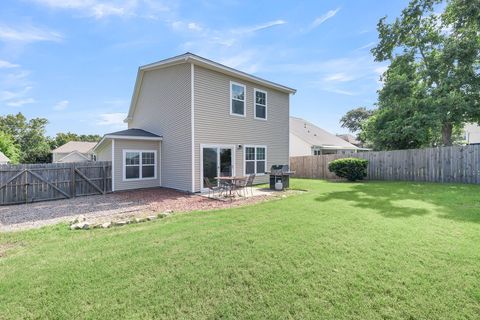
[{"left": 202, "top": 146, "right": 233, "bottom": 189}]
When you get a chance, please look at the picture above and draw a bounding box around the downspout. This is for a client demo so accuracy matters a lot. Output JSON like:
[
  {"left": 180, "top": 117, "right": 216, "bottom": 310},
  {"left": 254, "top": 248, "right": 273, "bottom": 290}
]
[
  {"left": 190, "top": 63, "right": 195, "bottom": 193},
  {"left": 111, "top": 139, "right": 115, "bottom": 192}
]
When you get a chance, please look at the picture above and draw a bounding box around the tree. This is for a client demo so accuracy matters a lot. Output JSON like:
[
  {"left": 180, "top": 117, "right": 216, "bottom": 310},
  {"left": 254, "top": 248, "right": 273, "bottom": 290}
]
[
  {"left": 0, "top": 131, "right": 20, "bottom": 163},
  {"left": 50, "top": 132, "right": 101, "bottom": 150},
  {"left": 0, "top": 113, "right": 51, "bottom": 163},
  {"left": 371, "top": 0, "right": 480, "bottom": 146},
  {"left": 340, "top": 107, "right": 374, "bottom": 134}
]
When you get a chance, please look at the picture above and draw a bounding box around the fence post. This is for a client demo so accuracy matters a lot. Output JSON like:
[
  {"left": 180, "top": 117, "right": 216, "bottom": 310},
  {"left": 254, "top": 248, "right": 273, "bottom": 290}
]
[
  {"left": 70, "top": 163, "right": 75, "bottom": 198},
  {"left": 102, "top": 163, "right": 106, "bottom": 195}
]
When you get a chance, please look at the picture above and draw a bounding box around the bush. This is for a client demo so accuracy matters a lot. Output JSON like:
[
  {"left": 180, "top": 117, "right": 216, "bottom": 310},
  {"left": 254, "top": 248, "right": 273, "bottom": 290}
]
[{"left": 328, "top": 158, "right": 368, "bottom": 181}]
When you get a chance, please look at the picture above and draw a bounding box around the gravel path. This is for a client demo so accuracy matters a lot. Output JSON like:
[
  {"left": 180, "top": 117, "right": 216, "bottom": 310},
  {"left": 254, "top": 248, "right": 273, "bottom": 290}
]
[{"left": 0, "top": 187, "right": 278, "bottom": 232}]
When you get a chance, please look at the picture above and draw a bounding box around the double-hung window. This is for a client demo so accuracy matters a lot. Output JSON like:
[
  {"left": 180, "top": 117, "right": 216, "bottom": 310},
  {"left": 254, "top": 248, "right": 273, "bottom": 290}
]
[
  {"left": 230, "top": 82, "right": 246, "bottom": 116},
  {"left": 254, "top": 89, "right": 267, "bottom": 120},
  {"left": 124, "top": 150, "right": 156, "bottom": 180},
  {"left": 244, "top": 146, "right": 266, "bottom": 175}
]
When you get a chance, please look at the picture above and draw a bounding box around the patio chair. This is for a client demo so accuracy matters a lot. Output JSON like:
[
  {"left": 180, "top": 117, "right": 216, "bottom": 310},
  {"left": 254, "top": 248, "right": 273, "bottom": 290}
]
[
  {"left": 235, "top": 174, "right": 255, "bottom": 197},
  {"left": 203, "top": 177, "right": 223, "bottom": 198}
]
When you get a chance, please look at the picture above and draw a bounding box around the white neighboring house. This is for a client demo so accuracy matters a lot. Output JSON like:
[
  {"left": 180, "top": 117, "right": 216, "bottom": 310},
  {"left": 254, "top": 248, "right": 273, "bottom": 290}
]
[
  {"left": 290, "top": 117, "right": 365, "bottom": 156},
  {"left": 464, "top": 123, "right": 480, "bottom": 145},
  {"left": 52, "top": 141, "right": 97, "bottom": 163},
  {"left": 0, "top": 151, "right": 10, "bottom": 164}
]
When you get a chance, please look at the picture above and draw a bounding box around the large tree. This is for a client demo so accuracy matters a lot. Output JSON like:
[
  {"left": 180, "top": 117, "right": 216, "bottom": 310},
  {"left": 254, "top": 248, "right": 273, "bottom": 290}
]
[
  {"left": 0, "top": 113, "right": 51, "bottom": 163},
  {"left": 339, "top": 107, "right": 374, "bottom": 136},
  {"left": 50, "top": 132, "right": 101, "bottom": 150},
  {"left": 371, "top": 0, "right": 480, "bottom": 146},
  {"left": 0, "top": 131, "right": 20, "bottom": 163}
]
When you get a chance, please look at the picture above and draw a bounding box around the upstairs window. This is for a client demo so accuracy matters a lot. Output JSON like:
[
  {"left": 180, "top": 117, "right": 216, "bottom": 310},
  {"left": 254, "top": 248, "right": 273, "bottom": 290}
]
[
  {"left": 254, "top": 89, "right": 267, "bottom": 120},
  {"left": 230, "top": 82, "right": 246, "bottom": 116}
]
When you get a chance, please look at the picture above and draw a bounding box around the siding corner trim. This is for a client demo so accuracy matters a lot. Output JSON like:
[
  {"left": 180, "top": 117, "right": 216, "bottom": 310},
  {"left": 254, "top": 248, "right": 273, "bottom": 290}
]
[{"left": 191, "top": 63, "right": 195, "bottom": 193}]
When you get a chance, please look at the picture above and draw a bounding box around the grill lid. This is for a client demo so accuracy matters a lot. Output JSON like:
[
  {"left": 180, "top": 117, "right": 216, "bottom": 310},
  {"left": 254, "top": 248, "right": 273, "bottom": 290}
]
[{"left": 269, "top": 164, "right": 294, "bottom": 175}]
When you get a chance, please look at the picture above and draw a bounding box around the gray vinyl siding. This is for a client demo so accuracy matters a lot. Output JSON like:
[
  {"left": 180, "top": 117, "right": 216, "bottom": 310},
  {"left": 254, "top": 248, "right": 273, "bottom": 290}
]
[
  {"left": 129, "top": 63, "right": 192, "bottom": 192},
  {"left": 95, "top": 140, "right": 112, "bottom": 162},
  {"left": 113, "top": 139, "right": 161, "bottom": 191},
  {"left": 193, "top": 65, "right": 290, "bottom": 192}
]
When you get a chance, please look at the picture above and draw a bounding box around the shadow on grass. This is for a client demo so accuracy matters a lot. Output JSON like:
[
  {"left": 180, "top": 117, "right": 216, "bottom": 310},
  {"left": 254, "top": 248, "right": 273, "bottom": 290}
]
[{"left": 315, "top": 181, "right": 480, "bottom": 223}]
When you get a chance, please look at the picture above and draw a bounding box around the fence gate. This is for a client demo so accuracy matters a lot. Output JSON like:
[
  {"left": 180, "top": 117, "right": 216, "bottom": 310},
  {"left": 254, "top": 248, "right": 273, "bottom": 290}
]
[{"left": 0, "top": 162, "right": 112, "bottom": 205}]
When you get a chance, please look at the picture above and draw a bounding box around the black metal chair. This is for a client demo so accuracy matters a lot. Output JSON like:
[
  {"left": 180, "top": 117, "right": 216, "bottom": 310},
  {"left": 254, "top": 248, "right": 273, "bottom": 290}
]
[
  {"left": 236, "top": 174, "right": 256, "bottom": 197},
  {"left": 203, "top": 177, "right": 223, "bottom": 198}
]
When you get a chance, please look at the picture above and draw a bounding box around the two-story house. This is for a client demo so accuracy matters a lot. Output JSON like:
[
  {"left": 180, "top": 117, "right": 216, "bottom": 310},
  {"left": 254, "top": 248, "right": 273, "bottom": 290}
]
[{"left": 93, "top": 53, "right": 296, "bottom": 193}]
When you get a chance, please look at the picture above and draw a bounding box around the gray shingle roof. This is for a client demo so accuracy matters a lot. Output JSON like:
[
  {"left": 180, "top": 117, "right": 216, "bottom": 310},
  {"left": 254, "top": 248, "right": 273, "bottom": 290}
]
[
  {"left": 290, "top": 117, "right": 359, "bottom": 149},
  {"left": 52, "top": 141, "right": 98, "bottom": 153},
  {"left": 106, "top": 128, "right": 162, "bottom": 138}
]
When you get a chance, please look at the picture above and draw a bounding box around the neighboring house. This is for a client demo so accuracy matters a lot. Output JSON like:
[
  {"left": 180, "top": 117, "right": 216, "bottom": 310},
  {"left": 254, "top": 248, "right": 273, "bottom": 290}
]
[
  {"left": 52, "top": 141, "right": 97, "bottom": 163},
  {"left": 93, "top": 53, "right": 296, "bottom": 193},
  {"left": 0, "top": 151, "right": 10, "bottom": 164},
  {"left": 290, "top": 117, "right": 363, "bottom": 156},
  {"left": 464, "top": 123, "right": 480, "bottom": 145},
  {"left": 336, "top": 133, "right": 363, "bottom": 148}
]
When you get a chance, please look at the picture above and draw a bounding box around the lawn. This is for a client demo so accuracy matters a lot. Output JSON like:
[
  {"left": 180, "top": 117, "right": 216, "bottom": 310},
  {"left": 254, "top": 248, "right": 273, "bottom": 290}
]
[{"left": 1, "top": 179, "right": 479, "bottom": 319}]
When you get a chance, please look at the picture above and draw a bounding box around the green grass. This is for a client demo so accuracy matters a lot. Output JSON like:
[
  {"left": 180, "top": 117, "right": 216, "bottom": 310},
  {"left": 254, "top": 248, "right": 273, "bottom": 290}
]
[{"left": 1, "top": 179, "right": 480, "bottom": 319}]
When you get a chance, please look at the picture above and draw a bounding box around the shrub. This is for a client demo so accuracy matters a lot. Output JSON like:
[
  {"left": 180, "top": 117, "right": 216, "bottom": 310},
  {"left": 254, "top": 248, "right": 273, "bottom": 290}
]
[{"left": 328, "top": 158, "right": 368, "bottom": 181}]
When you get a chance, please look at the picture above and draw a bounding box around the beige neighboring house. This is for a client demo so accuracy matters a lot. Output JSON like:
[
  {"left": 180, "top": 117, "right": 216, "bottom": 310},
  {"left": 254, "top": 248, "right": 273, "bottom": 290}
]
[
  {"left": 52, "top": 141, "right": 97, "bottom": 163},
  {"left": 0, "top": 151, "right": 10, "bottom": 164},
  {"left": 336, "top": 133, "right": 363, "bottom": 148},
  {"left": 464, "top": 123, "right": 480, "bottom": 145},
  {"left": 93, "top": 53, "right": 296, "bottom": 193},
  {"left": 290, "top": 117, "right": 364, "bottom": 156}
]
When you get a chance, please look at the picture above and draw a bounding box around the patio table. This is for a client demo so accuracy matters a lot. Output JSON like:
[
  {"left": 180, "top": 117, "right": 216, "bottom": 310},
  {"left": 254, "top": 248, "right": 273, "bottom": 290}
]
[{"left": 215, "top": 176, "right": 247, "bottom": 197}]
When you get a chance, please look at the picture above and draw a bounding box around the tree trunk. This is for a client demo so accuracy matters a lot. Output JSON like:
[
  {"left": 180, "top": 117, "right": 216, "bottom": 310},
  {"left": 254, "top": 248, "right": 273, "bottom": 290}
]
[{"left": 442, "top": 122, "right": 453, "bottom": 146}]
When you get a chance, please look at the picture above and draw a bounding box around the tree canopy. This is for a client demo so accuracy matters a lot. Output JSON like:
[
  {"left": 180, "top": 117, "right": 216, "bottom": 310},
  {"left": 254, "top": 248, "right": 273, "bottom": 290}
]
[
  {"left": 341, "top": 0, "right": 480, "bottom": 150},
  {"left": 0, "top": 113, "right": 101, "bottom": 164}
]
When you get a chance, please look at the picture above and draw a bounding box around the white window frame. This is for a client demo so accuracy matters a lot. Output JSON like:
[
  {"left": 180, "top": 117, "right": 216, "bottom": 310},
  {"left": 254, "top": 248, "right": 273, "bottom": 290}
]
[
  {"left": 230, "top": 81, "right": 246, "bottom": 117},
  {"left": 123, "top": 149, "right": 157, "bottom": 181},
  {"left": 243, "top": 145, "right": 267, "bottom": 176},
  {"left": 253, "top": 88, "right": 267, "bottom": 120}
]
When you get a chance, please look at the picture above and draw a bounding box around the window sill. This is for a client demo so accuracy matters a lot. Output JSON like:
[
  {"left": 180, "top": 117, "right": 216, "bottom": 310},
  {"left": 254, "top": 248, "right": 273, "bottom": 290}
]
[
  {"left": 230, "top": 112, "right": 246, "bottom": 118},
  {"left": 123, "top": 177, "right": 157, "bottom": 182}
]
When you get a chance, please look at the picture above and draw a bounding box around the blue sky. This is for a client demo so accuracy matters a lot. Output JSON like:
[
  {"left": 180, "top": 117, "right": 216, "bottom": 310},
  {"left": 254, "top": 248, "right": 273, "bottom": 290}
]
[{"left": 0, "top": 0, "right": 407, "bottom": 136}]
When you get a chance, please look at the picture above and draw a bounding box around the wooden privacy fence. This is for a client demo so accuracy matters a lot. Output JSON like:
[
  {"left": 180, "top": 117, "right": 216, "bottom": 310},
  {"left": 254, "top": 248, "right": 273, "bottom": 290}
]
[
  {"left": 0, "top": 161, "right": 112, "bottom": 205},
  {"left": 290, "top": 145, "right": 480, "bottom": 184}
]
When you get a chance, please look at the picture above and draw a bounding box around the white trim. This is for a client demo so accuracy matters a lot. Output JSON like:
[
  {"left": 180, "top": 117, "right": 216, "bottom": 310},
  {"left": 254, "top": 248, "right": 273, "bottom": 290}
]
[
  {"left": 229, "top": 81, "right": 246, "bottom": 117},
  {"left": 253, "top": 88, "right": 268, "bottom": 121},
  {"left": 122, "top": 149, "right": 157, "bottom": 182},
  {"left": 199, "top": 144, "right": 236, "bottom": 192},
  {"left": 93, "top": 135, "right": 162, "bottom": 152},
  {"left": 243, "top": 145, "right": 267, "bottom": 176},
  {"left": 191, "top": 63, "right": 195, "bottom": 192},
  {"left": 56, "top": 151, "right": 91, "bottom": 163},
  {"left": 111, "top": 139, "right": 115, "bottom": 192}
]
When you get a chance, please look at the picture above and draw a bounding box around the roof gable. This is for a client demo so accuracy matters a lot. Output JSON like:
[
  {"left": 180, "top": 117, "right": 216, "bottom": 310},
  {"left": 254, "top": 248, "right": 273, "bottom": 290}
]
[
  {"left": 52, "top": 141, "right": 97, "bottom": 154},
  {"left": 125, "top": 52, "right": 296, "bottom": 122},
  {"left": 290, "top": 117, "right": 359, "bottom": 149}
]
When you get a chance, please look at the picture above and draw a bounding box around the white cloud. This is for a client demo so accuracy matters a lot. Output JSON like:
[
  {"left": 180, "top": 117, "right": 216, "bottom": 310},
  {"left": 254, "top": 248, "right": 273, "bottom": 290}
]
[
  {"left": 97, "top": 112, "right": 127, "bottom": 126},
  {"left": 187, "top": 22, "right": 202, "bottom": 31},
  {"left": 6, "top": 98, "right": 36, "bottom": 107},
  {"left": 0, "top": 24, "right": 63, "bottom": 43},
  {"left": 323, "top": 73, "right": 355, "bottom": 82},
  {"left": 232, "top": 20, "right": 287, "bottom": 34},
  {"left": 53, "top": 100, "right": 69, "bottom": 111},
  {"left": 0, "top": 86, "right": 33, "bottom": 102},
  {"left": 0, "top": 60, "right": 19, "bottom": 68},
  {"left": 354, "top": 42, "right": 376, "bottom": 51},
  {"left": 310, "top": 8, "right": 340, "bottom": 29},
  {"left": 30, "top": 0, "right": 168, "bottom": 19}
]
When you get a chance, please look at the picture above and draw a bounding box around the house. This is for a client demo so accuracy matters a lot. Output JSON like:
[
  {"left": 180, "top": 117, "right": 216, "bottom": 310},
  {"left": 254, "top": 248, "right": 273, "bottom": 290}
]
[
  {"left": 290, "top": 117, "right": 362, "bottom": 156},
  {"left": 0, "top": 151, "right": 10, "bottom": 164},
  {"left": 52, "top": 141, "right": 97, "bottom": 163},
  {"left": 336, "top": 133, "right": 363, "bottom": 148},
  {"left": 464, "top": 123, "right": 480, "bottom": 145},
  {"left": 93, "top": 53, "right": 296, "bottom": 193}
]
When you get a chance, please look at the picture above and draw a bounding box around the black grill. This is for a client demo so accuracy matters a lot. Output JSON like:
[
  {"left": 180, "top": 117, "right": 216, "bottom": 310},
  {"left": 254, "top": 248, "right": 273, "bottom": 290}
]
[{"left": 268, "top": 165, "right": 294, "bottom": 190}]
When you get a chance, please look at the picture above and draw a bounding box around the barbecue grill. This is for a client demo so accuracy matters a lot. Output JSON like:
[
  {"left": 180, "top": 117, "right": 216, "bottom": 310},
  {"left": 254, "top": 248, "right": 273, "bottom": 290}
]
[{"left": 267, "top": 165, "right": 295, "bottom": 190}]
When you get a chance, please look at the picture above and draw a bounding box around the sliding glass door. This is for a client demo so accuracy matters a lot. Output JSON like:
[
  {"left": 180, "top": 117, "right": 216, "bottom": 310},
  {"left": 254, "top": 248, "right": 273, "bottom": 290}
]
[{"left": 201, "top": 145, "right": 234, "bottom": 189}]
